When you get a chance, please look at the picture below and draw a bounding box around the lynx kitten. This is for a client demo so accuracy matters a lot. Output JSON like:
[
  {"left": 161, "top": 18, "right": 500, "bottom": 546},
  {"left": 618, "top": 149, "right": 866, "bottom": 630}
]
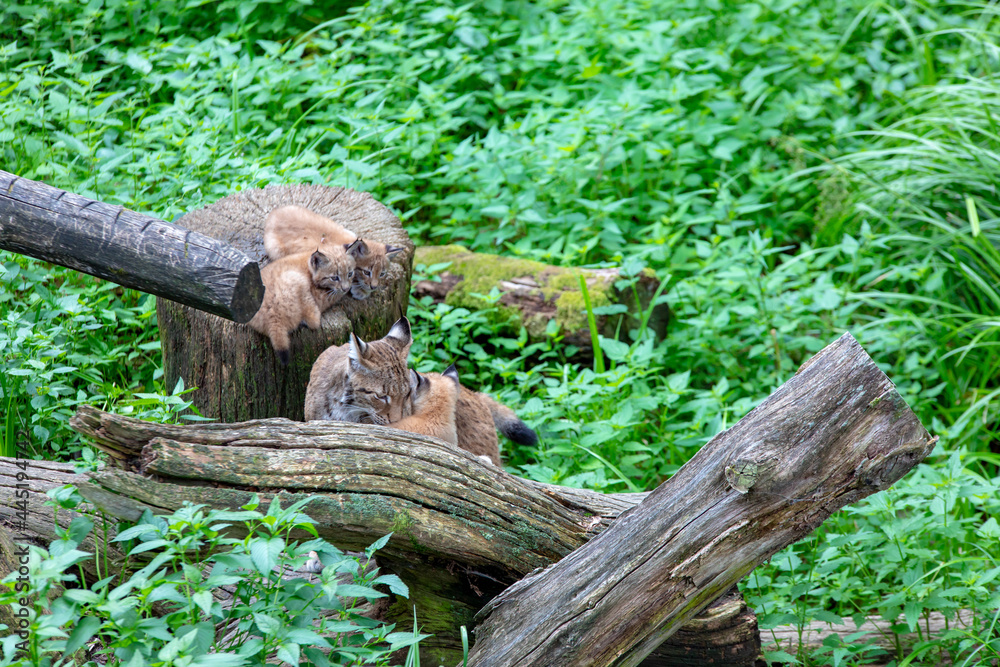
[
  {"left": 454, "top": 384, "right": 538, "bottom": 466},
  {"left": 264, "top": 205, "right": 403, "bottom": 300},
  {"left": 249, "top": 248, "right": 355, "bottom": 365},
  {"left": 391, "top": 365, "right": 461, "bottom": 445}
]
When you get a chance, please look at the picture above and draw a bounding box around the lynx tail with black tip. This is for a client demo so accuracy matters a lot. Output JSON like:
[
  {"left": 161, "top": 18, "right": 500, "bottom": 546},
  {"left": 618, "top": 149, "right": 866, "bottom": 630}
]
[{"left": 487, "top": 399, "right": 538, "bottom": 446}]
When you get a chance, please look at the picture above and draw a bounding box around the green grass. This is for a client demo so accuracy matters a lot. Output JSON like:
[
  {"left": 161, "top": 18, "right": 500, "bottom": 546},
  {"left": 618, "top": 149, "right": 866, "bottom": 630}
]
[{"left": 1, "top": 0, "right": 1000, "bottom": 663}]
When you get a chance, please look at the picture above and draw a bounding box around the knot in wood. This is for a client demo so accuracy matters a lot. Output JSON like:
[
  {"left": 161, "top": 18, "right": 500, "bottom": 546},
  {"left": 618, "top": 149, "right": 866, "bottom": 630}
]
[{"left": 725, "top": 458, "right": 760, "bottom": 494}]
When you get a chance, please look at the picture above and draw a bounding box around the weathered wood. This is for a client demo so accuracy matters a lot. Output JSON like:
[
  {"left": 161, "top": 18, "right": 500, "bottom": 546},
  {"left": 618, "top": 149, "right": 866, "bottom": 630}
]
[
  {"left": 763, "top": 608, "right": 978, "bottom": 662},
  {"left": 0, "top": 458, "right": 128, "bottom": 584},
  {"left": 468, "top": 333, "right": 936, "bottom": 666},
  {"left": 0, "top": 446, "right": 752, "bottom": 666},
  {"left": 413, "top": 245, "right": 669, "bottom": 355},
  {"left": 0, "top": 170, "right": 263, "bottom": 322},
  {"left": 158, "top": 185, "right": 414, "bottom": 422},
  {"left": 61, "top": 407, "right": 760, "bottom": 665},
  {"left": 642, "top": 590, "right": 760, "bottom": 666},
  {"left": 1, "top": 333, "right": 932, "bottom": 666}
]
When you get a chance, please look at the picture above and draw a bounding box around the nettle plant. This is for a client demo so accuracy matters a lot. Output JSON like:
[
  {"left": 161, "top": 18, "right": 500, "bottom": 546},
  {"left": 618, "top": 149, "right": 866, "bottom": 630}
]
[
  {"left": 0, "top": 253, "right": 198, "bottom": 461},
  {"left": 0, "top": 488, "right": 424, "bottom": 667}
]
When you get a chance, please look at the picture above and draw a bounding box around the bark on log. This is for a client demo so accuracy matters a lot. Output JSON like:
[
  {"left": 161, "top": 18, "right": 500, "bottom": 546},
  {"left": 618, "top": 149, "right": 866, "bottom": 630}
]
[
  {"left": 59, "top": 405, "right": 760, "bottom": 665},
  {"left": 0, "top": 170, "right": 263, "bottom": 323},
  {"left": 412, "top": 245, "right": 669, "bottom": 355},
  {"left": 0, "top": 333, "right": 934, "bottom": 666},
  {"left": 0, "top": 448, "right": 751, "bottom": 666},
  {"left": 157, "top": 185, "right": 414, "bottom": 422},
  {"left": 468, "top": 333, "right": 935, "bottom": 666}
]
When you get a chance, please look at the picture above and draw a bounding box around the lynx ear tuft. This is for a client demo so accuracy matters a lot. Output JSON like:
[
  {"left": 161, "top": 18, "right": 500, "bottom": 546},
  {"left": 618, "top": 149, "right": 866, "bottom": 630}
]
[
  {"left": 348, "top": 332, "right": 369, "bottom": 366},
  {"left": 345, "top": 238, "right": 370, "bottom": 258},
  {"left": 442, "top": 364, "right": 460, "bottom": 385},
  {"left": 385, "top": 317, "right": 412, "bottom": 345},
  {"left": 309, "top": 250, "right": 330, "bottom": 272},
  {"left": 385, "top": 245, "right": 404, "bottom": 258},
  {"left": 411, "top": 369, "right": 430, "bottom": 397}
]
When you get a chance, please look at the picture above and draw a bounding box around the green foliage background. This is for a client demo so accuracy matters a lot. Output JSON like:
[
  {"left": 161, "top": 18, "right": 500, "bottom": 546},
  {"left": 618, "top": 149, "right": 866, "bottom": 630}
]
[{"left": 1, "top": 0, "right": 999, "bottom": 664}]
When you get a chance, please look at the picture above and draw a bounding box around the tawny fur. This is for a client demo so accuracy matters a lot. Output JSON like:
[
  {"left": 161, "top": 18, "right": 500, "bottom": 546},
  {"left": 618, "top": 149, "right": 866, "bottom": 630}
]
[
  {"left": 391, "top": 366, "right": 460, "bottom": 445},
  {"left": 248, "top": 248, "right": 354, "bottom": 365},
  {"left": 453, "top": 387, "right": 538, "bottom": 466},
  {"left": 304, "top": 318, "right": 413, "bottom": 424},
  {"left": 264, "top": 205, "right": 403, "bottom": 300}
]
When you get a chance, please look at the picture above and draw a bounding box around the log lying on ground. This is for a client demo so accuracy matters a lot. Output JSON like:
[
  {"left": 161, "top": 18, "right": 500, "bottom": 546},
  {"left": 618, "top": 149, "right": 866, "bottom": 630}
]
[
  {"left": 468, "top": 333, "right": 935, "bottom": 666},
  {"left": 0, "top": 445, "right": 752, "bottom": 666},
  {"left": 0, "top": 170, "right": 263, "bottom": 323},
  {"left": 763, "top": 608, "right": 979, "bottom": 664},
  {"left": 158, "top": 185, "right": 414, "bottom": 422},
  {"left": 0, "top": 333, "right": 934, "bottom": 665},
  {"left": 413, "top": 245, "right": 669, "bottom": 354}
]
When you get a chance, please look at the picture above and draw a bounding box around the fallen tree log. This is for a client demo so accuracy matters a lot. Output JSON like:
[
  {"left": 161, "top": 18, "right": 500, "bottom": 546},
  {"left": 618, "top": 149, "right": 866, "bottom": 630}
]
[
  {"left": 0, "top": 447, "right": 754, "bottom": 665},
  {"left": 158, "top": 185, "right": 414, "bottom": 422},
  {"left": 763, "top": 608, "right": 979, "bottom": 664},
  {"left": 0, "top": 333, "right": 934, "bottom": 666},
  {"left": 413, "top": 245, "right": 669, "bottom": 355},
  {"left": 468, "top": 333, "right": 935, "bottom": 666},
  {"left": 0, "top": 170, "right": 263, "bottom": 323}
]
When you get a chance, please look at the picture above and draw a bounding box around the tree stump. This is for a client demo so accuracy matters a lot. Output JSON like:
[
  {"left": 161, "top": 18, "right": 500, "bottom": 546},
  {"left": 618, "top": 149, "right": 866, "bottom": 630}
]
[
  {"left": 413, "top": 245, "right": 669, "bottom": 355},
  {"left": 158, "top": 185, "right": 413, "bottom": 422}
]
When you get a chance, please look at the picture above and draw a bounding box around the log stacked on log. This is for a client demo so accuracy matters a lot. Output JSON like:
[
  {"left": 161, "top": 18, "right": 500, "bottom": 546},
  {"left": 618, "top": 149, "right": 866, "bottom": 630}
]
[
  {"left": 158, "top": 185, "right": 414, "bottom": 422},
  {"left": 413, "top": 245, "right": 670, "bottom": 355},
  {"left": 0, "top": 170, "right": 263, "bottom": 322},
  {"left": 0, "top": 333, "right": 935, "bottom": 665},
  {"left": 0, "top": 417, "right": 755, "bottom": 665},
  {"left": 468, "top": 333, "right": 934, "bottom": 666}
]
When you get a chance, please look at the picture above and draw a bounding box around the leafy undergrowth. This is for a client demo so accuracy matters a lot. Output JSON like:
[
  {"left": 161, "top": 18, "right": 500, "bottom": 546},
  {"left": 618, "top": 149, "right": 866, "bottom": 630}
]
[
  {"left": 0, "top": 488, "right": 424, "bottom": 666},
  {"left": 2, "top": 0, "right": 999, "bottom": 663}
]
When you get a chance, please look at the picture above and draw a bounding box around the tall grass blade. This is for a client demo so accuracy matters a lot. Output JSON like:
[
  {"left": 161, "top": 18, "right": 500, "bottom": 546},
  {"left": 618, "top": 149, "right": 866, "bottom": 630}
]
[
  {"left": 578, "top": 273, "right": 605, "bottom": 374},
  {"left": 2, "top": 397, "right": 17, "bottom": 458}
]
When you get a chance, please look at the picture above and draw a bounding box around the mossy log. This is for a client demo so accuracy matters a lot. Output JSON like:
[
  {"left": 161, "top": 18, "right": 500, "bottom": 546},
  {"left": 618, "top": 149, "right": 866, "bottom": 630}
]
[
  {"left": 0, "top": 333, "right": 934, "bottom": 666},
  {"left": 413, "top": 245, "right": 669, "bottom": 355},
  {"left": 158, "top": 185, "right": 414, "bottom": 422},
  {"left": 0, "top": 170, "right": 263, "bottom": 322},
  {"left": 0, "top": 419, "right": 756, "bottom": 666}
]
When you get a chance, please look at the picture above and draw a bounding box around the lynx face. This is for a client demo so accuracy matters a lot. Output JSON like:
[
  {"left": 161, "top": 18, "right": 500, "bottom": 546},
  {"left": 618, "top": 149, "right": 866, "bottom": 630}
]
[
  {"left": 305, "top": 318, "right": 415, "bottom": 424},
  {"left": 308, "top": 246, "right": 355, "bottom": 309},
  {"left": 342, "top": 320, "right": 413, "bottom": 424},
  {"left": 346, "top": 239, "right": 404, "bottom": 300}
]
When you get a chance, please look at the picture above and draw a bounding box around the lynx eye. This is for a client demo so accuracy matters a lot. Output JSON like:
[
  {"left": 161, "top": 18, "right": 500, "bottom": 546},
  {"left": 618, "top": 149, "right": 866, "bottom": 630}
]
[
  {"left": 364, "top": 269, "right": 372, "bottom": 277},
  {"left": 348, "top": 270, "right": 355, "bottom": 278},
  {"left": 379, "top": 271, "right": 387, "bottom": 278}
]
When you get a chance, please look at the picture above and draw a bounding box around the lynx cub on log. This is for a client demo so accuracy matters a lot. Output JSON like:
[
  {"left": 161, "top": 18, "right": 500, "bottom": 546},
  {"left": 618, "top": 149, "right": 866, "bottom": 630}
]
[
  {"left": 264, "top": 205, "right": 404, "bottom": 300},
  {"left": 249, "top": 248, "right": 355, "bottom": 365},
  {"left": 391, "top": 365, "right": 461, "bottom": 445},
  {"left": 304, "top": 318, "right": 413, "bottom": 424}
]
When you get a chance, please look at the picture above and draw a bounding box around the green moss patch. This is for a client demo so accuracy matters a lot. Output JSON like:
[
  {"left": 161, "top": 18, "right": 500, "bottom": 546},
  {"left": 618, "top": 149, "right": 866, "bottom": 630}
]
[{"left": 415, "top": 245, "right": 617, "bottom": 336}]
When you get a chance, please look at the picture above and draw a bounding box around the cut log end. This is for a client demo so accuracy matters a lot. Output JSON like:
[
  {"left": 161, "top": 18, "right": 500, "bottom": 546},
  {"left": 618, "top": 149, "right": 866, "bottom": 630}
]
[
  {"left": 230, "top": 261, "right": 266, "bottom": 324},
  {"left": 0, "top": 170, "right": 264, "bottom": 322}
]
